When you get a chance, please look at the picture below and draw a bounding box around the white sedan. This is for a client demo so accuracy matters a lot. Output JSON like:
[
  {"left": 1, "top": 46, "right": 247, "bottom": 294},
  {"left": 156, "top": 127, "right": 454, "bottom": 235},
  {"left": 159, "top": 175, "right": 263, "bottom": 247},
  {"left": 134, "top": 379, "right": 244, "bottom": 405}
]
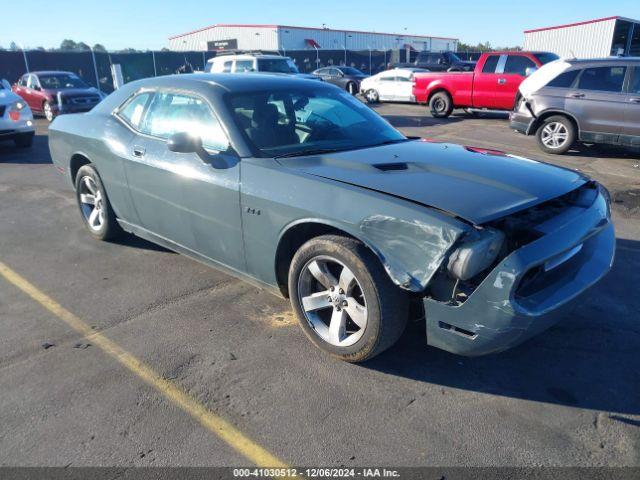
[
  {"left": 0, "top": 79, "right": 35, "bottom": 148},
  {"left": 359, "top": 68, "right": 429, "bottom": 104}
]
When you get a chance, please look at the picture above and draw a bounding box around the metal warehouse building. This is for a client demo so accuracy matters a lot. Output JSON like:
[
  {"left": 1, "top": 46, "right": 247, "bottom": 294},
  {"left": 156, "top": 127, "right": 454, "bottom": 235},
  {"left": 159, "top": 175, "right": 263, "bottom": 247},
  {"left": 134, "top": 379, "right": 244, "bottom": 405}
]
[
  {"left": 524, "top": 16, "right": 640, "bottom": 58},
  {"left": 168, "top": 23, "right": 458, "bottom": 53}
]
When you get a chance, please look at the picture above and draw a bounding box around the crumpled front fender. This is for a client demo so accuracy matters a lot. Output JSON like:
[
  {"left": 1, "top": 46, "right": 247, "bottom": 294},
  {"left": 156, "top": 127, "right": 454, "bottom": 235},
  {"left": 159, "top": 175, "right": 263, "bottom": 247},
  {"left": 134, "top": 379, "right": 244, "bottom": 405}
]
[{"left": 359, "top": 213, "right": 469, "bottom": 292}]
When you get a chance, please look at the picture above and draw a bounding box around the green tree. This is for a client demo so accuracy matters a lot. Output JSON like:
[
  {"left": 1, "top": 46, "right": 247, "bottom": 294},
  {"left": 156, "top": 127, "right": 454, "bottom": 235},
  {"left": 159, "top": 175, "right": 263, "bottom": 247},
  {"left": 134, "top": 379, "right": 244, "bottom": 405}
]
[
  {"left": 93, "top": 43, "right": 107, "bottom": 52},
  {"left": 60, "top": 39, "right": 77, "bottom": 50},
  {"left": 76, "top": 42, "right": 90, "bottom": 51},
  {"left": 9, "top": 41, "right": 19, "bottom": 51}
]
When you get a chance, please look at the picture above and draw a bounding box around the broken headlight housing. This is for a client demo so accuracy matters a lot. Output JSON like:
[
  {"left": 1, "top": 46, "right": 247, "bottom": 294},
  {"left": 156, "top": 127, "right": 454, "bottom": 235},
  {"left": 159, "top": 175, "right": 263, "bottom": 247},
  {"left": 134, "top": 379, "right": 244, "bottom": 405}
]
[{"left": 447, "top": 228, "right": 505, "bottom": 281}]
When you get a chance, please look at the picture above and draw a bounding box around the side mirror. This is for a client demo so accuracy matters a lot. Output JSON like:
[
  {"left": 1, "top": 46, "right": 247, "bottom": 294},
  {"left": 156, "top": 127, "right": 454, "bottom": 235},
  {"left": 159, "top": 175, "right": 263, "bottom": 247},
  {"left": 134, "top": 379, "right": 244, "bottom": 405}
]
[
  {"left": 167, "top": 132, "right": 203, "bottom": 154},
  {"left": 525, "top": 67, "right": 538, "bottom": 77},
  {"left": 33, "top": 85, "right": 41, "bottom": 91}
]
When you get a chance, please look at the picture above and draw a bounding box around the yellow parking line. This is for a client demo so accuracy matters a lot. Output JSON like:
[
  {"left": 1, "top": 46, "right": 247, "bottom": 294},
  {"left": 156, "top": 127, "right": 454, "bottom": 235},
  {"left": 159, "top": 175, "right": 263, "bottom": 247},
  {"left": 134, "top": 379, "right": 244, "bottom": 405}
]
[{"left": 0, "top": 260, "right": 287, "bottom": 468}]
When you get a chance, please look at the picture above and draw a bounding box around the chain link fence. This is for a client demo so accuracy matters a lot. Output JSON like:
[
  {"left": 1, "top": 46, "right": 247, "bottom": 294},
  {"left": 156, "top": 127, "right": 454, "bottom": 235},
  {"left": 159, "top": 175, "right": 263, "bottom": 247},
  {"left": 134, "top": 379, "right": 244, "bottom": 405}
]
[{"left": 0, "top": 49, "right": 485, "bottom": 93}]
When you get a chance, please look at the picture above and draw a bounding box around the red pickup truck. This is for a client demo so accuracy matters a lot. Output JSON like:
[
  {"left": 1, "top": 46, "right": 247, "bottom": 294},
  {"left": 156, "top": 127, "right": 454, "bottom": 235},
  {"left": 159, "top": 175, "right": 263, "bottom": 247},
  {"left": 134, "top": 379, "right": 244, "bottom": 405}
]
[{"left": 413, "top": 51, "right": 559, "bottom": 118}]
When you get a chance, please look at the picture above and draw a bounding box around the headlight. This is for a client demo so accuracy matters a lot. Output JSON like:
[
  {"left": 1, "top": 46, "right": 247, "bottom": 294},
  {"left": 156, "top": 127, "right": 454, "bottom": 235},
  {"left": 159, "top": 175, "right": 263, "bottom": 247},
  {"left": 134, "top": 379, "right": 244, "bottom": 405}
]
[{"left": 447, "top": 228, "right": 505, "bottom": 281}]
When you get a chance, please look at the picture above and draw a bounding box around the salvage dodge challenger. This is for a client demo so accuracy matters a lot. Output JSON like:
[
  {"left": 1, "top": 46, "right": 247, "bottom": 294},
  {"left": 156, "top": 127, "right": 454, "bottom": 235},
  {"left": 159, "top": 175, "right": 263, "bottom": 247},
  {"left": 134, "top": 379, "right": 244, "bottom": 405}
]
[{"left": 48, "top": 74, "right": 615, "bottom": 362}]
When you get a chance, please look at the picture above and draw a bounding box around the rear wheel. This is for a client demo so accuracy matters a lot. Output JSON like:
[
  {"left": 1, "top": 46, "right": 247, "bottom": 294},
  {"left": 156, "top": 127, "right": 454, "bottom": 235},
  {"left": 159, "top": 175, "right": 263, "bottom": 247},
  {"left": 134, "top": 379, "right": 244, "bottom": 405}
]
[
  {"left": 346, "top": 82, "right": 357, "bottom": 95},
  {"left": 288, "top": 235, "right": 409, "bottom": 363},
  {"left": 74, "top": 164, "right": 122, "bottom": 240},
  {"left": 429, "top": 92, "right": 453, "bottom": 118},
  {"left": 536, "top": 115, "right": 576, "bottom": 154}
]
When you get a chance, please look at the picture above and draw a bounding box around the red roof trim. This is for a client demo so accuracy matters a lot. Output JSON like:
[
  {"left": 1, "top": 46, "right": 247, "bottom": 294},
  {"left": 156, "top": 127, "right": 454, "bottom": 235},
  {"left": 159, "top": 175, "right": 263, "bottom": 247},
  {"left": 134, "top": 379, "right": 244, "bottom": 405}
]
[
  {"left": 524, "top": 16, "right": 620, "bottom": 34},
  {"left": 169, "top": 23, "right": 458, "bottom": 41}
]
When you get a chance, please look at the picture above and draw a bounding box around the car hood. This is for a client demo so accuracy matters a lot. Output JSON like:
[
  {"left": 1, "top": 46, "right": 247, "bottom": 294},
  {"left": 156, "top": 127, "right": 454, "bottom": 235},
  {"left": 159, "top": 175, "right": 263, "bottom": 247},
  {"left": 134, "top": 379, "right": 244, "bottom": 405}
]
[
  {"left": 44, "top": 87, "right": 101, "bottom": 96},
  {"left": 281, "top": 140, "right": 587, "bottom": 224},
  {"left": 293, "top": 73, "right": 323, "bottom": 81}
]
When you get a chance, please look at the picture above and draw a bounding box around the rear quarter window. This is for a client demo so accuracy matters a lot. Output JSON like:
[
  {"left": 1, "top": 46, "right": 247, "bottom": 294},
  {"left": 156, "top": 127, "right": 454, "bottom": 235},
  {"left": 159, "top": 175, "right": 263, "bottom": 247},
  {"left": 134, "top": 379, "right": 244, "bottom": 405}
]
[
  {"left": 482, "top": 56, "right": 500, "bottom": 73},
  {"left": 504, "top": 56, "right": 537, "bottom": 76},
  {"left": 547, "top": 69, "right": 580, "bottom": 88}
]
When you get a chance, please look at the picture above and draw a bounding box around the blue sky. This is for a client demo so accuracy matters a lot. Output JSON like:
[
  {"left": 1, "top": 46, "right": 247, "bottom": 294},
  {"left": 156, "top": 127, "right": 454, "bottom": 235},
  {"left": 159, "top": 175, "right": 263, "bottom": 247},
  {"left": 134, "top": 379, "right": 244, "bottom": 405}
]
[{"left": 2, "top": 0, "right": 637, "bottom": 51}]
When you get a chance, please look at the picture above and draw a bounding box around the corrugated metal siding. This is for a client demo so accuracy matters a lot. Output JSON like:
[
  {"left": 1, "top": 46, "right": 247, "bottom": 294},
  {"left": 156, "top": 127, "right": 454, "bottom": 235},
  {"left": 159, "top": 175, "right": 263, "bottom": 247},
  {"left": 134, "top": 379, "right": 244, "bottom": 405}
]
[
  {"left": 523, "top": 19, "right": 616, "bottom": 58},
  {"left": 169, "top": 25, "right": 458, "bottom": 52}
]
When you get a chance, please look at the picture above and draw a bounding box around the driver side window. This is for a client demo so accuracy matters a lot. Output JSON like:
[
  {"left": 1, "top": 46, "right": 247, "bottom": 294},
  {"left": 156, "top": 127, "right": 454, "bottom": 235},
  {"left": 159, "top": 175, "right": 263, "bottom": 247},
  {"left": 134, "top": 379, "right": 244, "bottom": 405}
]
[{"left": 140, "top": 92, "right": 230, "bottom": 151}]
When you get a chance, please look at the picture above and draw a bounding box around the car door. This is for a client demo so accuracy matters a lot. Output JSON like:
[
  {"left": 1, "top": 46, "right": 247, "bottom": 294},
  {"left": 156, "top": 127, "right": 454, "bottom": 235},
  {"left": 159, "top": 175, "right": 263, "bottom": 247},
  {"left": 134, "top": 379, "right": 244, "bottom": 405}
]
[
  {"left": 20, "top": 75, "right": 41, "bottom": 111},
  {"left": 124, "top": 90, "right": 245, "bottom": 271},
  {"left": 495, "top": 54, "right": 537, "bottom": 110},
  {"left": 393, "top": 73, "right": 414, "bottom": 101},
  {"left": 376, "top": 73, "right": 397, "bottom": 100},
  {"left": 566, "top": 65, "right": 628, "bottom": 143},
  {"left": 472, "top": 54, "right": 502, "bottom": 108},
  {"left": 329, "top": 68, "right": 344, "bottom": 88},
  {"left": 621, "top": 65, "right": 640, "bottom": 147}
]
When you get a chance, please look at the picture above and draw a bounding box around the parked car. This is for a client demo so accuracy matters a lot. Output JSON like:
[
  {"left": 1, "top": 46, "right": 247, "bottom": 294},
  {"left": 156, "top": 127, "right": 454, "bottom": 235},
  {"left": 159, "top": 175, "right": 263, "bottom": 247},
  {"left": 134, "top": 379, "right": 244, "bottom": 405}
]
[
  {"left": 360, "top": 68, "right": 429, "bottom": 103},
  {"left": 413, "top": 51, "right": 560, "bottom": 118},
  {"left": 49, "top": 74, "right": 614, "bottom": 362},
  {"left": 311, "top": 66, "right": 368, "bottom": 94},
  {"left": 511, "top": 57, "right": 640, "bottom": 154},
  {"left": 0, "top": 78, "right": 35, "bottom": 148},
  {"left": 12, "top": 71, "right": 105, "bottom": 122},
  {"left": 205, "top": 53, "right": 321, "bottom": 81},
  {"left": 396, "top": 51, "right": 475, "bottom": 72}
]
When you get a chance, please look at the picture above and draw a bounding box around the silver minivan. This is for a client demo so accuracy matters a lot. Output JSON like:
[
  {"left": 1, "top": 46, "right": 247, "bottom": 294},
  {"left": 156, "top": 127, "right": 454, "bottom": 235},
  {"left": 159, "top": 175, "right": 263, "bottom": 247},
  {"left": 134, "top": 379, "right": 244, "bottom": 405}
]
[{"left": 510, "top": 58, "right": 640, "bottom": 154}]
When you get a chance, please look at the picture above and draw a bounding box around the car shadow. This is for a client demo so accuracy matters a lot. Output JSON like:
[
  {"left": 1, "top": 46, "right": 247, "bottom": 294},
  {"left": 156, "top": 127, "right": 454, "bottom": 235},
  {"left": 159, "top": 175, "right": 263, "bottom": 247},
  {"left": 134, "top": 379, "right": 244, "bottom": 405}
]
[
  {"left": 0, "top": 133, "right": 52, "bottom": 164},
  {"left": 364, "top": 237, "right": 640, "bottom": 415},
  {"left": 565, "top": 143, "right": 640, "bottom": 160},
  {"left": 109, "top": 231, "right": 174, "bottom": 254}
]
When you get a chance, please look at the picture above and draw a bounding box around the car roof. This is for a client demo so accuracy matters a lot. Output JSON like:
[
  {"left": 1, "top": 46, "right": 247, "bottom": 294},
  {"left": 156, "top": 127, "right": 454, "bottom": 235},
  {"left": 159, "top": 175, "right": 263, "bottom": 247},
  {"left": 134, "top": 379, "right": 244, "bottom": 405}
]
[
  {"left": 29, "top": 71, "right": 76, "bottom": 76},
  {"left": 130, "top": 72, "right": 334, "bottom": 93},
  {"left": 208, "top": 54, "right": 288, "bottom": 62},
  {"left": 564, "top": 57, "right": 640, "bottom": 66}
]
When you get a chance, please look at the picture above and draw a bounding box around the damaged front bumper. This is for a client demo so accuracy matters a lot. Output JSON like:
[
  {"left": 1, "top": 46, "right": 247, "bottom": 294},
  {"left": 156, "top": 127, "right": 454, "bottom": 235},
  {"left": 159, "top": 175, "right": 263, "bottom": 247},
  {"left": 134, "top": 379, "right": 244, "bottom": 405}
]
[{"left": 424, "top": 187, "right": 615, "bottom": 356}]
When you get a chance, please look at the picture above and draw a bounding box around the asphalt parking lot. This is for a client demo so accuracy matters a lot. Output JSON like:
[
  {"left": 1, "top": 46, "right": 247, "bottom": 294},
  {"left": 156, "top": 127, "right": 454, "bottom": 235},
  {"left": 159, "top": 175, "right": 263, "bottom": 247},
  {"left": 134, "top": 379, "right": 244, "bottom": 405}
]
[{"left": 1, "top": 105, "right": 639, "bottom": 468}]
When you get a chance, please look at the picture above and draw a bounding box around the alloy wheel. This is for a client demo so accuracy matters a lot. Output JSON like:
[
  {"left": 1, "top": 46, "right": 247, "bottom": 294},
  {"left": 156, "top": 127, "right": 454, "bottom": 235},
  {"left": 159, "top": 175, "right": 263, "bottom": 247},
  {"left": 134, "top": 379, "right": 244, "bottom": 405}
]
[
  {"left": 541, "top": 122, "right": 569, "bottom": 149},
  {"left": 78, "top": 176, "right": 105, "bottom": 231},
  {"left": 297, "top": 256, "right": 368, "bottom": 347},
  {"left": 44, "top": 102, "right": 54, "bottom": 122}
]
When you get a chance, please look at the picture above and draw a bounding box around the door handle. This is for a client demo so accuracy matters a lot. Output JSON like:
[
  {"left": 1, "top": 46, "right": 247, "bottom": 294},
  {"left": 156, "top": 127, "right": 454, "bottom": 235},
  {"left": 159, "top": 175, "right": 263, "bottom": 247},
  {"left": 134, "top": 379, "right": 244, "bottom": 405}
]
[
  {"left": 570, "top": 93, "right": 585, "bottom": 98},
  {"left": 630, "top": 98, "right": 640, "bottom": 103},
  {"left": 497, "top": 78, "right": 506, "bottom": 85},
  {"left": 132, "top": 146, "right": 146, "bottom": 158}
]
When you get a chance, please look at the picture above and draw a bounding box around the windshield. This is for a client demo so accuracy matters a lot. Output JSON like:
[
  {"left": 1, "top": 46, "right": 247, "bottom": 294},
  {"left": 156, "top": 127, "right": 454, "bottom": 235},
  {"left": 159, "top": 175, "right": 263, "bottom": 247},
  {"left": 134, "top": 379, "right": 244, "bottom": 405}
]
[
  {"left": 339, "top": 67, "right": 364, "bottom": 76},
  {"left": 227, "top": 87, "right": 406, "bottom": 157},
  {"left": 446, "top": 52, "right": 463, "bottom": 63},
  {"left": 257, "top": 58, "right": 300, "bottom": 74},
  {"left": 533, "top": 53, "right": 560, "bottom": 65},
  {"left": 39, "top": 73, "right": 90, "bottom": 90}
]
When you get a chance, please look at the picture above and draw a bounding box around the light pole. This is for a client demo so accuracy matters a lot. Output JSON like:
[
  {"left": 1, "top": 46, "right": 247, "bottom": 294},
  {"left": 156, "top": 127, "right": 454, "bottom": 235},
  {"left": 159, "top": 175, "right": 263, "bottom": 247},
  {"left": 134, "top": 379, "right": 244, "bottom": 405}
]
[
  {"left": 345, "top": 34, "right": 352, "bottom": 65},
  {"left": 18, "top": 43, "right": 29, "bottom": 73},
  {"left": 280, "top": 29, "right": 288, "bottom": 56},
  {"left": 367, "top": 45, "right": 372, "bottom": 74},
  {"left": 88, "top": 45, "right": 101, "bottom": 90}
]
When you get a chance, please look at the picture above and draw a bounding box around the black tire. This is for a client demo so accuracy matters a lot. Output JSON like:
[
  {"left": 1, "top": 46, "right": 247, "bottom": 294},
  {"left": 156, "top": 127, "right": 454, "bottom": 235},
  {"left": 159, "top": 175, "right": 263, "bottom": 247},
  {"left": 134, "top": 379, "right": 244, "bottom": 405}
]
[
  {"left": 288, "top": 234, "right": 409, "bottom": 362},
  {"left": 74, "top": 164, "right": 122, "bottom": 241},
  {"left": 14, "top": 133, "right": 33, "bottom": 148},
  {"left": 346, "top": 82, "right": 357, "bottom": 95},
  {"left": 535, "top": 115, "right": 576, "bottom": 155},
  {"left": 364, "top": 89, "right": 379, "bottom": 104},
  {"left": 429, "top": 91, "right": 453, "bottom": 118}
]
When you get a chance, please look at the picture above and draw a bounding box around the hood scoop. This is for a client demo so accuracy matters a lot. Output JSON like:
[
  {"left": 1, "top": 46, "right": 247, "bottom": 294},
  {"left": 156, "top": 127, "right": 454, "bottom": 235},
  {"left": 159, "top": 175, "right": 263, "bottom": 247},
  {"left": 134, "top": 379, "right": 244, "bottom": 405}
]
[{"left": 373, "top": 162, "right": 408, "bottom": 172}]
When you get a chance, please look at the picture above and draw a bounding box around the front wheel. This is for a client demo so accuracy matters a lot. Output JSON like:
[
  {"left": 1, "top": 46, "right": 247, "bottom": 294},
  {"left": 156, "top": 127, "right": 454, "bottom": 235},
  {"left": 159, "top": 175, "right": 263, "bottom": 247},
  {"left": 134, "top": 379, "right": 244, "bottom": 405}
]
[
  {"left": 43, "top": 101, "right": 54, "bottom": 122},
  {"left": 429, "top": 92, "right": 453, "bottom": 118},
  {"left": 536, "top": 115, "right": 576, "bottom": 154},
  {"left": 75, "top": 164, "right": 122, "bottom": 240},
  {"left": 288, "top": 235, "right": 409, "bottom": 362},
  {"left": 364, "top": 89, "right": 379, "bottom": 104}
]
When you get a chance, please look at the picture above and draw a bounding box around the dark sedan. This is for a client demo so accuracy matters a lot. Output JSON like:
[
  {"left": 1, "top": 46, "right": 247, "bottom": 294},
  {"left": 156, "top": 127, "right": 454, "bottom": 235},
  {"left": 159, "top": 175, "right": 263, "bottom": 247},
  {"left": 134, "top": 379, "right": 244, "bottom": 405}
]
[
  {"left": 48, "top": 73, "right": 614, "bottom": 362},
  {"left": 312, "top": 66, "right": 368, "bottom": 94}
]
